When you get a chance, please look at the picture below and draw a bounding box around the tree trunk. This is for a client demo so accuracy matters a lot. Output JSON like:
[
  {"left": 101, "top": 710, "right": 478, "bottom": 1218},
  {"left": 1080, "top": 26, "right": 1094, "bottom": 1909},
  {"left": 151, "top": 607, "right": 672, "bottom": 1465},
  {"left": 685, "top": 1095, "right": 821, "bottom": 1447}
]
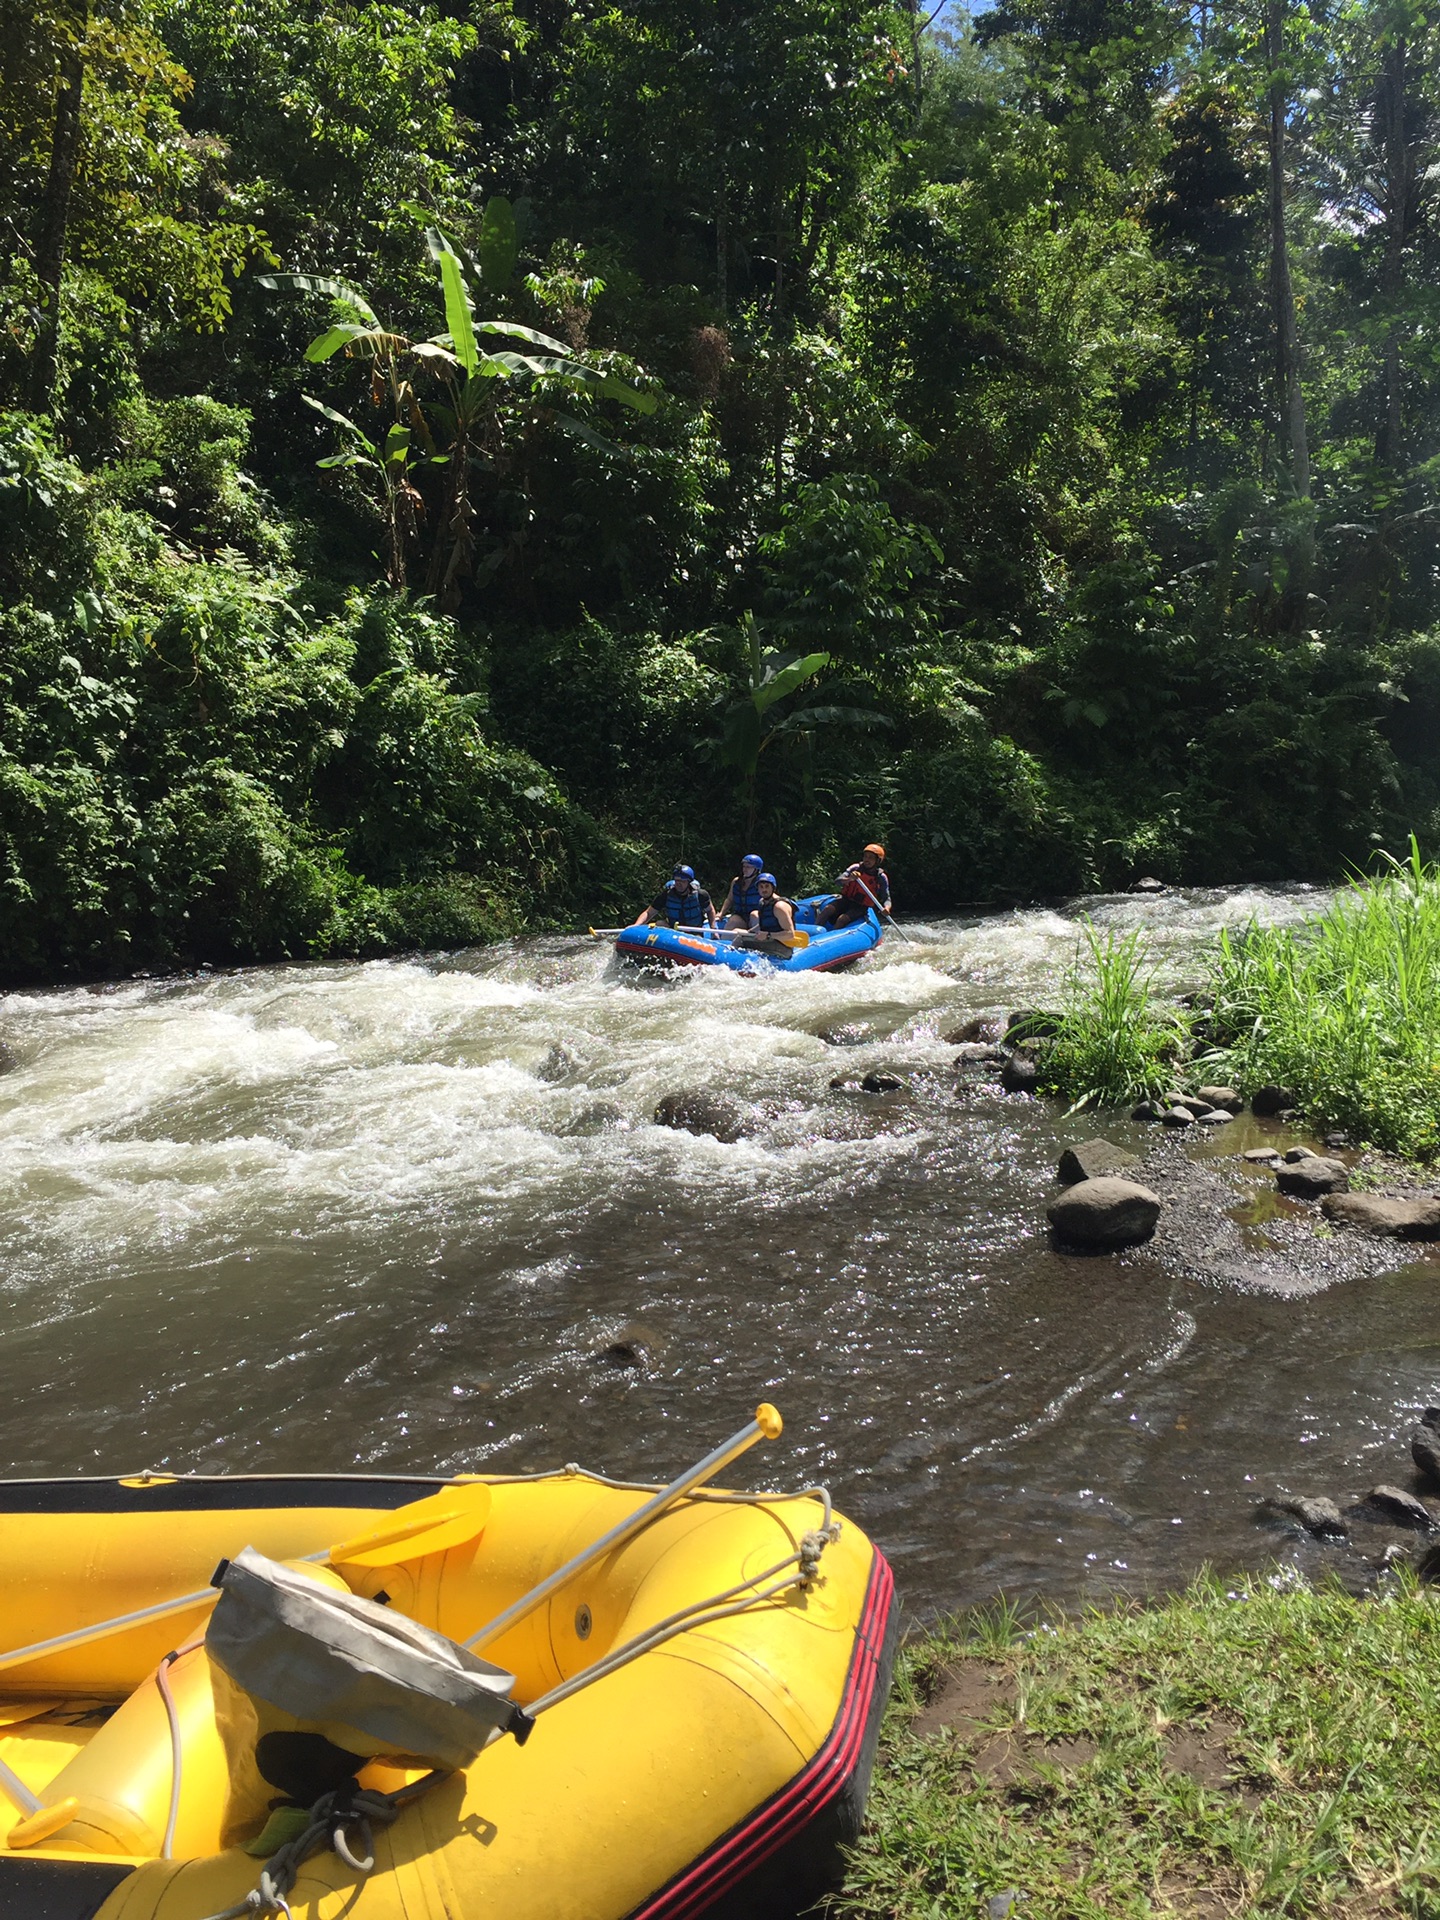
[
  {"left": 31, "top": 36, "right": 86, "bottom": 413},
  {"left": 1265, "top": 0, "right": 1310, "bottom": 500},
  {"left": 1375, "top": 32, "right": 1409, "bottom": 468}
]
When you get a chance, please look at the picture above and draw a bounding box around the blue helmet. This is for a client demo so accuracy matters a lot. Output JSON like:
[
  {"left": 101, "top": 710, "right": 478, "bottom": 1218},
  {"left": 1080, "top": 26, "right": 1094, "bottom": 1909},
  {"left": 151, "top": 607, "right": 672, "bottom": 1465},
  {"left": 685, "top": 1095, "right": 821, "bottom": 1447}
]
[
  {"left": 759, "top": 872, "right": 777, "bottom": 887},
  {"left": 742, "top": 853, "right": 764, "bottom": 870},
  {"left": 672, "top": 864, "right": 696, "bottom": 882}
]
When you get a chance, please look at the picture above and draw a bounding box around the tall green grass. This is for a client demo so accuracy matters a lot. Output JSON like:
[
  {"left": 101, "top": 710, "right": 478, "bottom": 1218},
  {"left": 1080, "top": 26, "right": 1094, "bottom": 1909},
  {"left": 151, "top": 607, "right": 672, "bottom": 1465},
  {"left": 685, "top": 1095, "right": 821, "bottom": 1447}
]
[
  {"left": 1208, "top": 842, "right": 1440, "bottom": 1159},
  {"left": 1034, "top": 921, "right": 1188, "bottom": 1110}
]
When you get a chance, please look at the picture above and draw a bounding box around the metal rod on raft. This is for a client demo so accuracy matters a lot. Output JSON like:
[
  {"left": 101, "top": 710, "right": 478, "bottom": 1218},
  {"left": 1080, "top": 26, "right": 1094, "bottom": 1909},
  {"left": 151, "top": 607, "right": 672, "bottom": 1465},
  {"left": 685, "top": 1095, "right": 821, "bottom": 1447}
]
[{"left": 464, "top": 1404, "right": 783, "bottom": 1654}]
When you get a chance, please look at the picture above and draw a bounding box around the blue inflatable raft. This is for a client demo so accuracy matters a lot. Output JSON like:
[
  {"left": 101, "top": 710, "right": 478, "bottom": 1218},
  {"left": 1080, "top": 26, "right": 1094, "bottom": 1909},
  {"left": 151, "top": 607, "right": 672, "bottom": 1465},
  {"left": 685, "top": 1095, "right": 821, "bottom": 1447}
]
[{"left": 615, "top": 895, "right": 883, "bottom": 973}]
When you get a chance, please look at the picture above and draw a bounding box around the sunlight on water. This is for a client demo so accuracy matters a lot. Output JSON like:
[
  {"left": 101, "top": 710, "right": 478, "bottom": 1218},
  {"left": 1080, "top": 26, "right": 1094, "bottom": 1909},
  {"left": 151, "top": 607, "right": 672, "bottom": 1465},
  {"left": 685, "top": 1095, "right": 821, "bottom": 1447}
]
[{"left": 7, "top": 880, "right": 1429, "bottom": 1615}]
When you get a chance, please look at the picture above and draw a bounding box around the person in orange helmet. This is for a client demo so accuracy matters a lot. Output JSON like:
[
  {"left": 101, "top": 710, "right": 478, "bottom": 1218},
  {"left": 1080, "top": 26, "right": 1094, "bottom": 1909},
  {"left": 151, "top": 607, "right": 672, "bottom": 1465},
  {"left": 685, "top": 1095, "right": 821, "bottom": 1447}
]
[{"left": 818, "top": 844, "right": 891, "bottom": 929}]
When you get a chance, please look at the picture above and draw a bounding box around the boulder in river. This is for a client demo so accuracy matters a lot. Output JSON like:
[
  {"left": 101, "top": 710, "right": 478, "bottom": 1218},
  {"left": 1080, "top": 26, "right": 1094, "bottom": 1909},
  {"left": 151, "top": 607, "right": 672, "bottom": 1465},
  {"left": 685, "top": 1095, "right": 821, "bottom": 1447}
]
[
  {"left": 1196, "top": 1085, "right": 1243, "bottom": 1113},
  {"left": 653, "top": 1090, "right": 749, "bottom": 1144},
  {"left": 1169, "top": 1094, "right": 1211, "bottom": 1117},
  {"left": 861, "top": 1070, "right": 905, "bottom": 1094},
  {"left": 1257, "top": 1494, "right": 1347, "bottom": 1539},
  {"left": 1361, "top": 1485, "right": 1434, "bottom": 1531},
  {"left": 1057, "top": 1138, "right": 1139, "bottom": 1185},
  {"left": 1047, "top": 1176, "right": 1161, "bottom": 1250},
  {"left": 1131, "top": 1100, "right": 1164, "bottom": 1122},
  {"left": 1161, "top": 1106, "right": 1195, "bottom": 1128},
  {"left": 1411, "top": 1409, "right": 1440, "bottom": 1485},
  {"left": 1133, "top": 876, "right": 1167, "bottom": 893},
  {"left": 944, "top": 1016, "right": 1001, "bottom": 1045},
  {"left": 818, "top": 1024, "right": 871, "bottom": 1047},
  {"left": 1282, "top": 1145, "right": 1317, "bottom": 1163},
  {"left": 1242, "top": 1146, "right": 1281, "bottom": 1163},
  {"left": 1197, "top": 1108, "right": 1233, "bottom": 1124},
  {"left": 1251, "top": 1084, "right": 1297, "bottom": 1116},
  {"left": 1321, "top": 1193, "right": 1440, "bottom": 1239},
  {"left": 536, "top": 1042, "right": 580, "bottom": 1084},
  {"left": 1275, "top": 1156, "right": 1348, "bottom": 1198},
  {"left": 1000, "top": 1052, "right": 1040, "bottom": 1095}
]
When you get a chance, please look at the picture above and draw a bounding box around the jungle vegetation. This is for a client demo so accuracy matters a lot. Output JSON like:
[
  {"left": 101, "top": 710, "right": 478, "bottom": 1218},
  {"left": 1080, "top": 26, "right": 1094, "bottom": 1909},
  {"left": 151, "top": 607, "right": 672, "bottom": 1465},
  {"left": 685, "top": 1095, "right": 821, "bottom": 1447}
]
[{"left": 3, "top": 0, "right": 1440, "bottom": 977}]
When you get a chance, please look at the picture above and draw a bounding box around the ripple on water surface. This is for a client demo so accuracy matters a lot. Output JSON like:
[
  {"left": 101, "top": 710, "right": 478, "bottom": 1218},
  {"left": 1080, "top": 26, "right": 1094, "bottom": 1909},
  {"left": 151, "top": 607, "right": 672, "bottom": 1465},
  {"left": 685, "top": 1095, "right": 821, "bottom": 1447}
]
[{"left": 2, "top": 886, "right": 1435, "bottom": 1614}]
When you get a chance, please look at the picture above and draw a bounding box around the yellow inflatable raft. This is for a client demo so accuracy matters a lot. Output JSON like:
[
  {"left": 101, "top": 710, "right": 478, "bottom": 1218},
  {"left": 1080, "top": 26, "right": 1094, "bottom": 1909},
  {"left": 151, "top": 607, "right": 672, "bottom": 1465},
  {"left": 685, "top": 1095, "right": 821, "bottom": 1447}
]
[{"left": 0, "top": 1412, "right": 896, "bottom": 1920}]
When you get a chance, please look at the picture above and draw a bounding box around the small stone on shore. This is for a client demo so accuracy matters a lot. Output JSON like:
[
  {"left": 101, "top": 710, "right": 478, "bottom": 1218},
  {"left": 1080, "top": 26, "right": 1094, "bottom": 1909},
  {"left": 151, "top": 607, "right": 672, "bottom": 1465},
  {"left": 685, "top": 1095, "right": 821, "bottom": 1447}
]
[
  {"left": 1197, "top": 1108, "right": 1233, "bottom": 1124},
  {"left": 1162, "top": 1106, "right": 1195, "bottom": 1128},
  {"left": 1321, "top": 1193, "right": 1440, "bottom": 1239},
  {"left": 1275, "top": 1156, "right": 1349, "bottom": 1198},
  {"left": 1242, "top": 1146, "right": 1281, "bottom": 1163},
  {"left": 1196, "top": 1085, "right": 1243, "bottom": 1112},
  {"left": 1282, "top": 1145, "right": 1317, "bottom": 1162},
  {"left": 1057, "top": 1138, "right": 1139, "bottom": 1186}
]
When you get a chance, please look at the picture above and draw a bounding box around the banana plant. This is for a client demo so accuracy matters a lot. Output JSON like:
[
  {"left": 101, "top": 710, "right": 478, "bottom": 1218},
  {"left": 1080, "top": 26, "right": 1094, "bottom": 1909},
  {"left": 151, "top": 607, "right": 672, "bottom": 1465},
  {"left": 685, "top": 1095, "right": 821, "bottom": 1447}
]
[
  {"left": 717, "top": 612, "right": 889, "bottom": 836},
  {"left": 260, "top": 213, "right": 656, "bottom": 601}
]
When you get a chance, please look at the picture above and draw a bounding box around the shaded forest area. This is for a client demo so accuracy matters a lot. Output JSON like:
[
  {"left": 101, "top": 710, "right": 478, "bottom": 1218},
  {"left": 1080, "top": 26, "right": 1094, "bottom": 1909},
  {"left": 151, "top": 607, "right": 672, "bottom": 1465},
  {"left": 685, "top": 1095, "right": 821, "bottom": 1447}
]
[{"left": 2, "top": 0, "right": 1439, "bottom": 978}]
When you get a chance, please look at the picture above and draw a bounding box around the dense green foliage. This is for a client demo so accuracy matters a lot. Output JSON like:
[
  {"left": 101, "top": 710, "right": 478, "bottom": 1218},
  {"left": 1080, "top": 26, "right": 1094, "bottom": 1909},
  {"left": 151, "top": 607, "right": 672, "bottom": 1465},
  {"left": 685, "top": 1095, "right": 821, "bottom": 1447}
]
[
  {"left": 4, "top": 0, "right": 1440, "bottom": 975},
  {"left": 839, "top": 1570, "right": 1440, "bottom": 1917},
  {"left": 1032, "top": 922, "right": 1190, "bottom": 1108}
]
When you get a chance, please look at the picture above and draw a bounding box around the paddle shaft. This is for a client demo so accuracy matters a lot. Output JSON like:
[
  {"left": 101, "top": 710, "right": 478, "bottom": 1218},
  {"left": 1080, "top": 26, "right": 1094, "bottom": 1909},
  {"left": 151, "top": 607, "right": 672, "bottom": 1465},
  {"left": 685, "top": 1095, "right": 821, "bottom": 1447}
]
[
  {"left": 464, "top": 1405, "right": 782, "bottom": 1653},
  {"left": 851, "top": 872, "right": 912, "bottom": 943}
]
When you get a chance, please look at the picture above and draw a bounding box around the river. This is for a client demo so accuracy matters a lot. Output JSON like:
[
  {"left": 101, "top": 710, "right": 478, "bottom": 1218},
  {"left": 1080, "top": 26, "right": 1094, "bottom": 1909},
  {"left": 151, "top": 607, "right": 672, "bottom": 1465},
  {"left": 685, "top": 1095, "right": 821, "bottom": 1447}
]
[{"left": 2, "top": 885, "right": 1437, "bottom": 1617}]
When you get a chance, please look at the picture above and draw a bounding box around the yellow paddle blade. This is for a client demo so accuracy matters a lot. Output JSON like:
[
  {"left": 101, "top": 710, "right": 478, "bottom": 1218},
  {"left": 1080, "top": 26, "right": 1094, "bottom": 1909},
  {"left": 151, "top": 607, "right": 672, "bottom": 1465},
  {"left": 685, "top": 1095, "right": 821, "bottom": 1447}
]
[
  {"left": 789, "top": 929, "right": 810, "bottom": 948},
  {"left": 328, "top": 1481, "right": 493, "bottom": 1569}
]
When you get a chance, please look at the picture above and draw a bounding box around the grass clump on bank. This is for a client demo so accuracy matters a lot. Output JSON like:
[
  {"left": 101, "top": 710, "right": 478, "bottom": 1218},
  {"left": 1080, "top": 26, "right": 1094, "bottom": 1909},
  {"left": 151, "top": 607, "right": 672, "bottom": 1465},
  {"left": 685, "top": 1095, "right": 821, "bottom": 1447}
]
[
  {"left": 838, "top": 1571, "right": 1440, "bottom": 1919},
  {"left": 1208, "top": 846, "right": 1440, "bottom": 1160},
  {"left": 1030, "top": 922, "right": 1189, "bottom": 1110}
]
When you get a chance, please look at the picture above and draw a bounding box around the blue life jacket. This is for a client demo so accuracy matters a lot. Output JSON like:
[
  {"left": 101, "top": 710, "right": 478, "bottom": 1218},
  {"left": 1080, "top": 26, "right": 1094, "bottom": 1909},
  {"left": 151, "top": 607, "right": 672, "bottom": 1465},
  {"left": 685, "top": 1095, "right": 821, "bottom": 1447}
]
[
  {"left": 664, "top": 883, "right": 706, "bottom": 927},
  {"left": 730, "top": 872, "right": 763, "bottom": 917},
  {"left": 756, "top": 895, "right": 791, "bottom": 935}
]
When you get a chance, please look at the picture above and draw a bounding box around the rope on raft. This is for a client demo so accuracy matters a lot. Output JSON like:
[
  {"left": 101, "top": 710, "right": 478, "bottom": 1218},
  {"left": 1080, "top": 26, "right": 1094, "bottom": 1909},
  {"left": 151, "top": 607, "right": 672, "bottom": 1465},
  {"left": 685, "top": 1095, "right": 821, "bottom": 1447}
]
[{"left": 193, "top": 1492, "right": 840, "bottom": 1919}]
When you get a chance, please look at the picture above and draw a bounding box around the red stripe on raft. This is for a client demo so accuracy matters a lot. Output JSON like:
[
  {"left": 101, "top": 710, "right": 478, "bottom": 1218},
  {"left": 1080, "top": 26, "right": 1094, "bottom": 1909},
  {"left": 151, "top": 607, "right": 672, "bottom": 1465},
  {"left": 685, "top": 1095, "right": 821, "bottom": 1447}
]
[{"left": 629, "top": 1550, "right": 896, "bottom": 1920}]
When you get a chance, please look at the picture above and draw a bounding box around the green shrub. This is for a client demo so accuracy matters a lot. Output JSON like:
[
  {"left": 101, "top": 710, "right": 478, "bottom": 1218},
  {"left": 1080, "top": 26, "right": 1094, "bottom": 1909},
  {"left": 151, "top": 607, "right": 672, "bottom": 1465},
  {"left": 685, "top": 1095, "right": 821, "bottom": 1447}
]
[
  {"left": 1208, "top": 842, "right": 1440, "bottom": 1157},
  {"left": 1034, "top": 921, "right": 1190, "bottom": 1108}
]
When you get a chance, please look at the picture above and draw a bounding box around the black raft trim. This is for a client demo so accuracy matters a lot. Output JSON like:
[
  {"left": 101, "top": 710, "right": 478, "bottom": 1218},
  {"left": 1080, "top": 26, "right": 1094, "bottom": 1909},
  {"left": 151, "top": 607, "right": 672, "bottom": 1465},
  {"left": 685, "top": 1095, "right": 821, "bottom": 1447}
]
[
  {"left": 0, "top": 1857, "right": 135, "bottom": 1920},
  {"left": 0, "top": 1475, "right": 448, "bottom": 1515},
  {"left": 625, "top": 1546, "right": 900, "bottom": 1920}
]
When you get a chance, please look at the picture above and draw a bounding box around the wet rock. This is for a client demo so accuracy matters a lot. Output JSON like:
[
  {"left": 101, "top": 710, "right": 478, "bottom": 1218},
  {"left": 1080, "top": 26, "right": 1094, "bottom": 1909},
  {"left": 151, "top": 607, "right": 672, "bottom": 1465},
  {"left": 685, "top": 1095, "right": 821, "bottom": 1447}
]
[
  {"left": 1282, "top": 1145, "right": 1317, "bottom": 1163},
  {"left": 1242, "top": 1146, "right": 1282, "bottom": 1164},
  {"left": 1047, "top": 1177, "right": 1161, "bottom": 1250},
  {"left": 818, "top": 1024, "right": 871, "bottom": 1047},
  {"left": 1410, "top": 1408, "right": 1440, "bottom": 1485},
  {"left": 555, "top": 1100, "right": 624, "bottom": 1137},
  {"left": 1170, "top": 1094, "right": 1211, "bottom": 1117},
  {"left": 1324, "top": 1130, "right": 1351, "bottom": 1152},
  {"left": 1057, "top": 1138, "right": 1139, "bottom": 1186},
  {"left": 944, "top": 1016, "right": 1001, "bottom": 1045},
  {"left": 1197, "top": 1108, "right": 1233, "bottom": 1125},
  {"left": 1000, "top": 1052, "right": 1040, "bottom": 1095},
  {"left": 1251, "top": 1085, "right": 1297, "bottom": 1117},
  {"left": 1196, "top": 1085, "right": 1243, "bottom": 1113},
  {"left": 1321, "top": 1193, "right": 1440, "bottom": 1239},
  {"left": 1005, "top": 1008, "right": 1062, "bottom": 1040},
  {"left": 536, "top": 1042, "right": 580, "bottom": 1084},
  {"left": 860, "top": 1070, "right": 904, "bottom": 1094},
  {"left": 1275, "top": 1156, "right": 1349, "bottom": 1198},
  {"left": 1161, "top": 1106, "right": 1196, "bottom": 1128},
  {"left": 1133, "top": 876, "right": 1166, "bottom": 893},
  {"left": 595, "top": 1327, "right": 655, "bottom": 1371},
  {"left": 1258, "top": 1494, "right": 1347, "bottom": 1539},
  {"left": 1362, "top": 1485, "right": 1434, "bottom": 1531},
  {"left": 952, "top": 1042, "right": 1004, "bottom": 1064},
  {"left": 1131, "top": 1100, "right": 1164, "bottom": 1122},
  {"left": 654, "top": 1090, "right": 748, "bottom": 1144}
]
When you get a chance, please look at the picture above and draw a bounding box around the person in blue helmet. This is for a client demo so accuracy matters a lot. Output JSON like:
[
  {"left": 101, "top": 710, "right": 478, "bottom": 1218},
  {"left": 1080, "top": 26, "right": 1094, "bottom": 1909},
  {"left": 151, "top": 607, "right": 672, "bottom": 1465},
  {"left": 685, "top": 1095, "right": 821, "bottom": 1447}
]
[
  {"left": 629, "top": 864, "right": 716, "bottom": 931},
  {"left": 718, "top": 853, "right": 766, "bottom": 929},
  {"left": 733, "top": 873, "right": 797, "bottom": 958}
]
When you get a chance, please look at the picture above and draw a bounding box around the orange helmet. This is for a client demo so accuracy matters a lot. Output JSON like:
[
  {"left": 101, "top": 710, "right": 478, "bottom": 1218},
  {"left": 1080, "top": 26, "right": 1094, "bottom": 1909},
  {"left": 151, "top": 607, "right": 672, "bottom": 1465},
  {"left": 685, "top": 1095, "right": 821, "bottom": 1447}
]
[{"left": 864, "top": 843, "right": 885, "bottom": 859}]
